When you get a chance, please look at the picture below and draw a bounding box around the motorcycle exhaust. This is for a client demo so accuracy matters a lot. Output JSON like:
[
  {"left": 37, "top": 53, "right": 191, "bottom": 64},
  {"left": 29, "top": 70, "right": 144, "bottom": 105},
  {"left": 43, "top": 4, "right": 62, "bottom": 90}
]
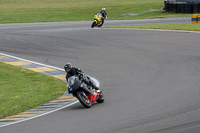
[{"left": 80, "top": 84, "right": 94, "bottom": 95}]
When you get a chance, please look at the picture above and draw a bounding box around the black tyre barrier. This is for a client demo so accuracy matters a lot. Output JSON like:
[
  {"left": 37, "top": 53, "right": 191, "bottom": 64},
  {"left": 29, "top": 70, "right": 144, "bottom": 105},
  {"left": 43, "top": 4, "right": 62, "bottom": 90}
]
[
  {"left": 164, "top": 1, "right": 200, "bottom": 13},
  {"left": 193, "top": 3, "right": 199, "bottom": 13},
  {"left": 198, "top": 4, "right": 200, "bottom": 13},
  {"left": 165, "top": 2, "right": 170, "bottom": 12},
  {"left": 181, "top": 3, "right": 186, "bottom": 13},
  {"left": 169, "top": 2, "right": 174, "bottom": 12},
  {"left": 174, "top": 4, "right": 178, "bottom": 13},
  {"left": 178, "top": 3, "right": 182, "bottom": 13},
  {"left": 185, "top": 4, "right": 192, "bottom": 13}
]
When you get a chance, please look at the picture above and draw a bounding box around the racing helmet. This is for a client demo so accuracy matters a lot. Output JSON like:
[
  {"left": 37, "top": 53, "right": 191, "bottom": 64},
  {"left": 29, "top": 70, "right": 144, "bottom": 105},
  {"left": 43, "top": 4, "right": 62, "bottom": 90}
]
[
  {"left": 102, "top": 8, "right": 106, "bottom": 11},
  {"left": 64, "top": 63, "right": 72, "bottom": 73}
]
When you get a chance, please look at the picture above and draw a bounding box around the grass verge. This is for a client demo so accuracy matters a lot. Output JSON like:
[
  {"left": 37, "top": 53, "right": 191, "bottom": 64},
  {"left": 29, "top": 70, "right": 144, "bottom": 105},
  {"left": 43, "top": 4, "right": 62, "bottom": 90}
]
[
  {"left": 0, "top": 61, "right": 66, "bottom": 119},
  {"left": 103, "top": 23, "right": 200, "bottom": 32},
  {"left": 0, "top": 0, "right": 191, "bottom": 23}
]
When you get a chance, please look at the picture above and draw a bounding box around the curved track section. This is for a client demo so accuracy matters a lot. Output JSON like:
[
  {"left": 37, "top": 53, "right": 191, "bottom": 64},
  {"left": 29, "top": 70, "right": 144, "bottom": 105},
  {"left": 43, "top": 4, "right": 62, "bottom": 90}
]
[{"left": 1, "top": 18, "right": 200, "bottom": 133}]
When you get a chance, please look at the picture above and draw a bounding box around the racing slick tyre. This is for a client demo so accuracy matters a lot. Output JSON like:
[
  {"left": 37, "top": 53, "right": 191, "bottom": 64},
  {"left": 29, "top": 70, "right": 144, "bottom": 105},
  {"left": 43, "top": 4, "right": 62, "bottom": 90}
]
[
  {"left": 98, "top": 20, "right": 104, "bottom": 27},
  {"left": 98, "top": 23, "right": 103, "bottom": 27},
  {"left": 76, "top": 92, "right": 92, "bottom": 108},
  {"left": 91, "top": 21, "right": 96, "bottom": 28},
  {"left": 96, "top": 92, "right": 104, "bottom": 103}
]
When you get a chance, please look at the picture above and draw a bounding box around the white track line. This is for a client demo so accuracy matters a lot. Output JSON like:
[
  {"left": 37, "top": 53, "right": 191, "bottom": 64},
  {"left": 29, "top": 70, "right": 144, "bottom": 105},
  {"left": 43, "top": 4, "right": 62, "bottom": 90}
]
[
  {"left": 0, "top": 53, "right": 64, "bottom": 71},
  {"left": 103, "top": 28, "right": 200, "bottom": 34},
  {"left": 0, "top": 101, "right": 79, "bottom": 128}
]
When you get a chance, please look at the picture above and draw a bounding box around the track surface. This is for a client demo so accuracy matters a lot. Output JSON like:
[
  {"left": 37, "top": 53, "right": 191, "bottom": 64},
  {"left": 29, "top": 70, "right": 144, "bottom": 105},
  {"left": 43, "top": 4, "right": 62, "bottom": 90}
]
[{"left": 1, "top": 18, "right": 200, "bottom": 133}]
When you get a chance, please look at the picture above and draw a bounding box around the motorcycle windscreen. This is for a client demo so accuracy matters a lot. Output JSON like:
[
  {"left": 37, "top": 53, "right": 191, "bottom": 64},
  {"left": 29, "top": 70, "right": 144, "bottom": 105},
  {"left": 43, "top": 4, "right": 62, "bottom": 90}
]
[{"left": 68, "top": 76, "right": 81, "bottom": 93}]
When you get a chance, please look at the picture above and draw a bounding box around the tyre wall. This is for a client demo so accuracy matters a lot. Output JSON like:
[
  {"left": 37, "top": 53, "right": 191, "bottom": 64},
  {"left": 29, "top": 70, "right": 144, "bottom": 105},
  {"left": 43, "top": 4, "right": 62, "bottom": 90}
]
[{"left": 164, "top": 0, "right": 200, "bottom": 13}]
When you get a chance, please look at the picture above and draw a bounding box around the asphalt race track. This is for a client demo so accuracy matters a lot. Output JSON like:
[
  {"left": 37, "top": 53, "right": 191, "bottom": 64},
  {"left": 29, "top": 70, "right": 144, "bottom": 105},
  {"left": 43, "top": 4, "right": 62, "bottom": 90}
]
[{"left": 1, "top": 17, "right": 200, "bottom": 133}]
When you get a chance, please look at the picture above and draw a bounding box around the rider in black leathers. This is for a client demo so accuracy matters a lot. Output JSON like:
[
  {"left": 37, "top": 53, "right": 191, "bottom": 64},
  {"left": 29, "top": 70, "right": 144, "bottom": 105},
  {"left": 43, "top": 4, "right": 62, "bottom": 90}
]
[
  {"left": 99, "top": 8, "right": 107, "bottom": 25},
  {"left": 64, "top": 63, "right": 99, "bottom": 91}
]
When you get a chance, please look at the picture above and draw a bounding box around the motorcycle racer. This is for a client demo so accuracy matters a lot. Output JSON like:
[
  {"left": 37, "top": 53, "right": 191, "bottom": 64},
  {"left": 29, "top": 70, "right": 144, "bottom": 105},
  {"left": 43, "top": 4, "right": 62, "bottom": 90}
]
[
  {"left": 99, "top": 8, "right": 107, "bottom": 25},
  {"left": 64, "top": 63, "right": 100, "bottom": 91},
  {"left": 100, "top": 8, "right": 107, "bottom": 20}
]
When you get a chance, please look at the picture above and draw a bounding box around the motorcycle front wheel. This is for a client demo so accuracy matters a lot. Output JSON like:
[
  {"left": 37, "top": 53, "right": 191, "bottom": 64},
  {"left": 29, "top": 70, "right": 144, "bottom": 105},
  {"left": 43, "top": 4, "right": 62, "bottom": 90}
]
[
  {"left": 76, "top": 92, "right": 92, "bottom": 108},
  {"left": 91, "top": 21, "right": 96, "bottom": 28}
]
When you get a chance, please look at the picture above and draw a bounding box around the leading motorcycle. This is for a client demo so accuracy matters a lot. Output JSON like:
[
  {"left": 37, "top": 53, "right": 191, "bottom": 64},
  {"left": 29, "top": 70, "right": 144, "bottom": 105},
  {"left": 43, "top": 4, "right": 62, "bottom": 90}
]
[
  {"left": 68, "top": 73, "right": 104, "bottom": 108},
  {"left": 91, "top": 13, "right": 104, "bottom": 28}
]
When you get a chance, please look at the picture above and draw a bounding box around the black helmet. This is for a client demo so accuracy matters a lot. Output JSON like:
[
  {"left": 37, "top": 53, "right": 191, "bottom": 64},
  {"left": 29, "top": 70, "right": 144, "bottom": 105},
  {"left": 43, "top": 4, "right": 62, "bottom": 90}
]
[{"left": 64, "top": 63, "right": 72, "bottom": 72}]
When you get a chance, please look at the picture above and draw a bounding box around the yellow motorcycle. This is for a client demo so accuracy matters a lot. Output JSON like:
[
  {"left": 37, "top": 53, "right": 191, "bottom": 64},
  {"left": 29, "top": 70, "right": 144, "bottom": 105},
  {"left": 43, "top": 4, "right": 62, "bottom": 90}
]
[{"left": 91, "top": 13, "right": 104, "bottom": 28}]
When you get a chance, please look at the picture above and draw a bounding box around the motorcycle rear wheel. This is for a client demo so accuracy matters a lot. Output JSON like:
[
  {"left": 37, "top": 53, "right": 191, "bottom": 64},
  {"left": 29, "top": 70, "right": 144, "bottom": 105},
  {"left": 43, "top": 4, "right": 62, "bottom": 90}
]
[
  {"left": 96, "top": 92, "right": 104, "bottom": 103},
  {"left": 98, "top": 19, "right": 104, "bottom": 27},
  {"left": 76, "top": 92, "right": 92, "bottom": 108},
  {"left": 98, "top": 22, "right": 103, "bottom": 27}
]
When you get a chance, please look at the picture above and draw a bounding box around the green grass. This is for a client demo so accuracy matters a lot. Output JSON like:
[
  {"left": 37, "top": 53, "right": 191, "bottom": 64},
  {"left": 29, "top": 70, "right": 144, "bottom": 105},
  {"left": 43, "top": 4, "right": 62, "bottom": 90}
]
[
  {"left": 104, "top": 23, "right": 200, "bottom": 32},
  {"left": 0, "top": 0, "right": 191, "bottom": 23},
  {"left": 0, "top": 62, "right": 66, "bottom": 119}
]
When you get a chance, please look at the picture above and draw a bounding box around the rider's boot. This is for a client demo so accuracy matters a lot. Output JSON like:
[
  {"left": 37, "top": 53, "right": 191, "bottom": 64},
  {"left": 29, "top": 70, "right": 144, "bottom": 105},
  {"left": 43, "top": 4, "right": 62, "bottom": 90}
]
[{"left": 90, "top": 84, "right": 102, "bottom": 93}]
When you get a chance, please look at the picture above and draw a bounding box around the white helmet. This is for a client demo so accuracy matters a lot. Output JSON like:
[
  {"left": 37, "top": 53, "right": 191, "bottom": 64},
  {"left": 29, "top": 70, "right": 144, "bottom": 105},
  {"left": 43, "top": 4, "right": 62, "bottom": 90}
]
[{"left": 102, "top": 8, "right": 106, "bottom": 11}]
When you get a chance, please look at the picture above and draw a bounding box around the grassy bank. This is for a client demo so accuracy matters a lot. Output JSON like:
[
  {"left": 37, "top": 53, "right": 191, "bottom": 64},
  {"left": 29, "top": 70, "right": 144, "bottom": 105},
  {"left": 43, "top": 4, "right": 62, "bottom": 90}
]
[
  {"left": 104, "top": 23, "right": 200, "bottom": 32},
  {"left": 0, "top": 62, "right": 66, "bottom": 119},
  {"left": 0, "top": 0, "right": 190, "bottom": 23}
]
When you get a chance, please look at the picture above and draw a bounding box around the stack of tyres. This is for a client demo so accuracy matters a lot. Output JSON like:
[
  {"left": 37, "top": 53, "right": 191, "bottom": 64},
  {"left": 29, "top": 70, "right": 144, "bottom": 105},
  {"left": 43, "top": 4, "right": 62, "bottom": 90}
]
[
  {"left": 165, "top": 2, "right": 170, "bottom": 12},
  {"left": 192, "top": 3, "right": 199, "bottom": 13},
  {"left": 191, "top": 15, "right": 198, "bottom": 23},
  {"left": 164, "top": 0, "right": 200, "bottom": 13},
  {"left": 169, "top": 2, "right": 173, "bottom": 12},
  {"left": 178, "top": 3, "right": 182, "bottom": 13},
  {"left": 185, "top": 3, "right": 192, "bottom": 13},
  {"left": 181, "top": 3, "right": 186, "bottom": 13},
  {"left": 164, "top": 1, "right": 178, "bottom": 13},
  {"left": 171, "top": 3, "right": 175, "bottom": 12},
  {"left": 199, "top": 3, "right": 200, "bottom": 13},
  {"left": 174, "top": 4, "right": 178, "bottom": 13},
  {"left": 198, "top": 15, "right": 200, "bottom": 23}
]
